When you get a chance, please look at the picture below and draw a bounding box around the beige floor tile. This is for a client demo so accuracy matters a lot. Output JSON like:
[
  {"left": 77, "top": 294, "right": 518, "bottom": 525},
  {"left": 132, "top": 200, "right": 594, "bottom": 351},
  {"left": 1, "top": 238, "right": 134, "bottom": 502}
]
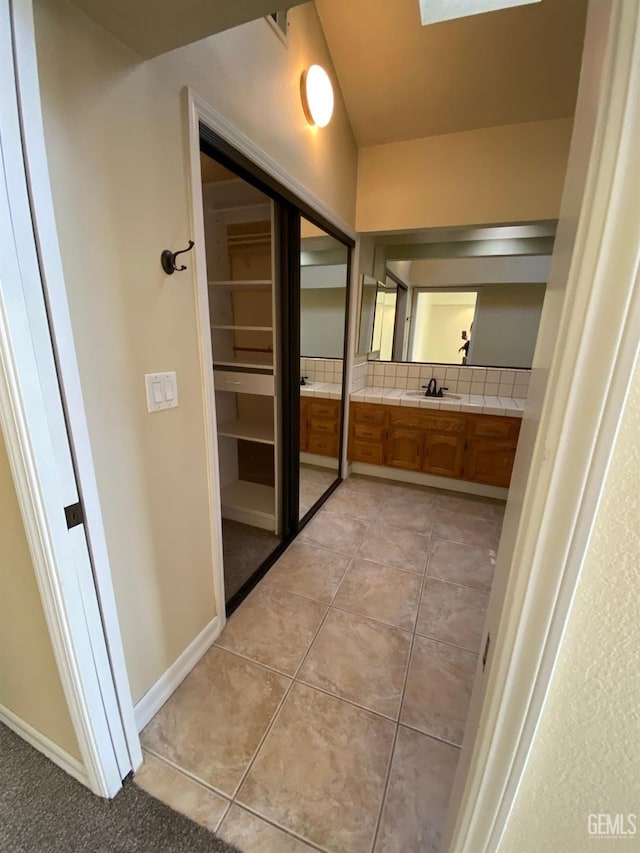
[
  {"left": 238, "top": 682, "right": 395, "bottom": 852},
  {"left": 358, "top": 524, "right": 430, "bottom": 574},
  {"left": 299, "top": 509, "right": 367, "bottom": 556},
  {"left": 299, "top": 481, "right": 330, "bottom": 511},
  {"left": 416, "top": 578, "right": 489, "bottom": 652},
  {"left": 299, "top": 466, "right": 337, "bottom": 488},
  {"left": 431, "top": 509, "right": 502, "bottom": 550},
  {"left": 141, "top": 647, "right": 290, "bottom": 796},
  {"left": 378, "top": 495, "right": 436, "bottom": 534},
  {"left": 215, "top": 585, "right": 327, "bottom": 675},
  {"left": 437, "top": 491, "right": 505, "bottom": 519},
  {"left": 333, "top": 557, "right": 422, "bottom": 631},
  {"left": 324, "top": 487, "right": 384, "bottom": 522},
  {"left": 297, "top": 608, "right": 412, "bottom": 719},
  {"left": 134, "top": 753, "right": 229, "bottom": 833},
  {"left": 219, "top": 804, "right": 316, "bottom": 852},
  {"left": 339, "top": 474, "right": 391, "bottom": 498},
  {"left": 264, "top": 540, "right": 351, "bottom": 603},
  {"left": 374, "top": 727, "right": 459, "bottom": 853},
  {"left": 401, "top": 636, "right": 477, "bottom": 746},
  {"left": 427, "top": 538, "right": 495, "bottom": 592}
]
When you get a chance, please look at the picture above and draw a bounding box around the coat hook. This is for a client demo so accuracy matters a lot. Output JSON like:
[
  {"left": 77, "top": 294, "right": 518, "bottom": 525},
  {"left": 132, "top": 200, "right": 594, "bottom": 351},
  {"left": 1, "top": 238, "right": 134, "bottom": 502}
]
[{"left": 161, "top": 240, "right": 194, "bottom": 275}]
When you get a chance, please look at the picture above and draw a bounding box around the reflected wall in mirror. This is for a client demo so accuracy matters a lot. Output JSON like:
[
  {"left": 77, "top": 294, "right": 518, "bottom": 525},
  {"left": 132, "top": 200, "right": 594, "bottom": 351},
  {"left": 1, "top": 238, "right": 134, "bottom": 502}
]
[
  {"left": 357, "top": 225, "right": 552, "bottom": 369},
  {"left": 299, "top": 217, "right": 348, "bottom": 520}
]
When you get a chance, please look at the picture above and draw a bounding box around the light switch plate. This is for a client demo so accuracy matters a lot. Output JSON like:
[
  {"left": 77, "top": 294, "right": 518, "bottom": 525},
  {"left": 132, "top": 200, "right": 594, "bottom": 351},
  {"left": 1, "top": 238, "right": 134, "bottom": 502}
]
[{"left": 145, "top": 372, "right": 178, "bottom": 412}]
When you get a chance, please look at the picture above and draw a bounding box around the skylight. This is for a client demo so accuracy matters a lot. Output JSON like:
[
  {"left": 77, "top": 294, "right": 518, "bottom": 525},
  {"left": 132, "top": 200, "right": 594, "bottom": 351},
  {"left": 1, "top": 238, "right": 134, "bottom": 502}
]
[{"left": 419, "top": 0, "right": 541, "bottom": 26}]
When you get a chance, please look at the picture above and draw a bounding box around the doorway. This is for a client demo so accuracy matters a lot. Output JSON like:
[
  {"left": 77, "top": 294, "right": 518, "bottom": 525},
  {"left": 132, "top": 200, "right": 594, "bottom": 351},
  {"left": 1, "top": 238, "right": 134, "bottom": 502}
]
[{"left": 198, "top": 127, "right": 353, "bottom": 615}]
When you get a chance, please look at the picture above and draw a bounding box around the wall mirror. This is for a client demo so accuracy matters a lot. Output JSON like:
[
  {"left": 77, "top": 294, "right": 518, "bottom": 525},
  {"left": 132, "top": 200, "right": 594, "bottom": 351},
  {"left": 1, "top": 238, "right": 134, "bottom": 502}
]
[
  {"left": 299, "top": 217, "right": 349, "bottom": 519},
  {"left": 357, "top": 222, "right": 555, "bottom": 369}
]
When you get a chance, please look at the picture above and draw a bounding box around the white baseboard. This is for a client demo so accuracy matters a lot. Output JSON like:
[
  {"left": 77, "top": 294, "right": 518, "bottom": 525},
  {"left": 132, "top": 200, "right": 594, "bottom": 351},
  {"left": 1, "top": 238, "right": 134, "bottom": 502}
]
[
  {"left": 134, "top": 616, "right": 220, "bottom": 732},
  {"left": 0, "top": 702, "right": 89, "bottom": 788},
  {"left": 349, "top": 462, "right": 509, "bottom": 499}
]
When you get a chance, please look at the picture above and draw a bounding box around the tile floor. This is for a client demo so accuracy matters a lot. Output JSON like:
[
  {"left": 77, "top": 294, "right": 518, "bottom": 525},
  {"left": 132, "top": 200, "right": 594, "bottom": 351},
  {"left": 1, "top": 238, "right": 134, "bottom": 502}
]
[
  {"left": 137, "top": 475, "right": 503, "bottom": 853},
  {"left": 299, "top": 464, "right": 338, "bottom": 518}
]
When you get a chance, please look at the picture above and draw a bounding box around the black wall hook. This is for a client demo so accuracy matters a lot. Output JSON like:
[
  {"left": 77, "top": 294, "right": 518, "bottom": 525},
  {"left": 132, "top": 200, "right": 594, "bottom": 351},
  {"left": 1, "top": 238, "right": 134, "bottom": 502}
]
[{"left": 161, "top": 240, "right": 194, "bottom": 275}]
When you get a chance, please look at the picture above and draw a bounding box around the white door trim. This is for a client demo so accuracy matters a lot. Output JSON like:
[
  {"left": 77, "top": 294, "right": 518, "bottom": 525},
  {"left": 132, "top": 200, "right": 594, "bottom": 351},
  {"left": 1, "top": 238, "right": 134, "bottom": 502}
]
[
  {"left": 2, "top": 0, "right": 139, "bottom": 795},
  {"left": 184, "top": 87, "right": 357, "bottom": 620},
  {"left": 447, "top": 1, "right": 640, "bottom": 849}
]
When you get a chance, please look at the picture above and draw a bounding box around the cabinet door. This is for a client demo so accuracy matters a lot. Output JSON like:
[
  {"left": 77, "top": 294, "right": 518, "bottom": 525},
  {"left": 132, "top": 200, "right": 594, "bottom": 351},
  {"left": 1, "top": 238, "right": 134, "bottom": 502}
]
[
  {"left": 465, "top": 439, "right": 517, "bottom": 487},
  {"left": 422, "top": 433, "right": 465, "bottom": 478},
  {"left": 385, "top": 428, "right": 424, "bottom": 471}
]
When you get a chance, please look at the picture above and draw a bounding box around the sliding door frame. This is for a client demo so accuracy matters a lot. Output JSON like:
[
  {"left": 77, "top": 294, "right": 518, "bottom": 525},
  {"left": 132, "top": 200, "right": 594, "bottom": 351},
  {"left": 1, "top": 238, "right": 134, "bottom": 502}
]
[{"left": 187, "top": 89, "right": 355, "bottom": 616}]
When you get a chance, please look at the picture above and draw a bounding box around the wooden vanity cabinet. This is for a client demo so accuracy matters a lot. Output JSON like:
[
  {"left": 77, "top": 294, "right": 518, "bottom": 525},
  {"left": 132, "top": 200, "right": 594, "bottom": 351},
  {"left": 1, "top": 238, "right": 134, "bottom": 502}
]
[
  {"left": 348, "top": 402, "right": 521, "bottom": 487},
  {"left": 301, "top": 396, "right": 340, "bottom": 458},
  {"left": 385, "top": 428, "right": 424, "bottom": 470}
]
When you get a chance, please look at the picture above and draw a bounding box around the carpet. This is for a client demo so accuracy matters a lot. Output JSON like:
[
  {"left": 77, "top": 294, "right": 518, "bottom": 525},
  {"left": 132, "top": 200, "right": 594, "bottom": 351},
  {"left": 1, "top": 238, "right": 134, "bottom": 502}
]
[
  {"left": 222, "top": 518, "right": 280, "bottom": 602},
  {"left": 0, "top": 723, "right": 239, "bottom": 852}
]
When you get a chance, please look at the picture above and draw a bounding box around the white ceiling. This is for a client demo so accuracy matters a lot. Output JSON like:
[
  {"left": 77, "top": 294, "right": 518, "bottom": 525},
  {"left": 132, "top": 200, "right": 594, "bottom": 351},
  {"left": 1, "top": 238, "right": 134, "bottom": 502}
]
[{"left": 315, "top": 0, "right": 587, "bottom": 147}]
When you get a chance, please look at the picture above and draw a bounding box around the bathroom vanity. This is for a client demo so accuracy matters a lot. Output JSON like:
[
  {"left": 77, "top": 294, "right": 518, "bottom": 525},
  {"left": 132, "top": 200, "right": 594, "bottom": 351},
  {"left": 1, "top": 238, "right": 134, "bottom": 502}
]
[{"left": 348, "top": 400, "right": 521, "bottom": 488}]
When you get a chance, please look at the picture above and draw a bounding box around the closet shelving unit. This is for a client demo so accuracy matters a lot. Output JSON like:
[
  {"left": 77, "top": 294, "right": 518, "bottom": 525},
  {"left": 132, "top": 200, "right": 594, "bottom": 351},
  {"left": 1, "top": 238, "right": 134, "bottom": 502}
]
[{"left": 203, "top": 185, "right": 280, "bottom": 532}]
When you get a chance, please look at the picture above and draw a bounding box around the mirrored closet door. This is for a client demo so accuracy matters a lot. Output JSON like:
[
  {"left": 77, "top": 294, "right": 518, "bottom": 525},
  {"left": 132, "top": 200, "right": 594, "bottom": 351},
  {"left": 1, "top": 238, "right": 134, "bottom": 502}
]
[
  {"left": 200, "top": 131, "right": 352, "bottom": 615},
  {"left": 299, "top": 217, "right": 349, "bottom": 519}
]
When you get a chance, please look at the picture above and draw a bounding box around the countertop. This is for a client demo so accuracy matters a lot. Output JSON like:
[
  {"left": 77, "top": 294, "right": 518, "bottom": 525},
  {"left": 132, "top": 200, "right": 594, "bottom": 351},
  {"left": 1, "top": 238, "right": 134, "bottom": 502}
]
[
  {"left": 350, "top": 386, "right": 524, "bottom": 418},
  {"left": 300, "top": 382, "right": 342, "bottom": 400}
]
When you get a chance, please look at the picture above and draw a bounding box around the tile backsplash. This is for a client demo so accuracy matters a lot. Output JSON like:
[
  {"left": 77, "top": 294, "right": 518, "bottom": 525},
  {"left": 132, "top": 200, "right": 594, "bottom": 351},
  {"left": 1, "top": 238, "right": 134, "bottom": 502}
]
[
  {"left": 361, "top": 362, "right": 530, "bottom": 399},
  {"left": 301, "top": 357, "right": 343, "bottom": 385}
]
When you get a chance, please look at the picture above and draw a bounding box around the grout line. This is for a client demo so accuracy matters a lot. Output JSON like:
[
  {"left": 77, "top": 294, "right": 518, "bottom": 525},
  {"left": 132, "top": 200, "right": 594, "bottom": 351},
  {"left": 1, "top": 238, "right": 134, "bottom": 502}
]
[
  {"left": 328, "top": 600, "right": 417, "bottom": 635},
  {"left": 139, "top": 746, "right": 232, "bottom": 802},
  {"left": 398, "top": 720, "right": 465, "bottom": 751},
  {"left": 370, "top": 530, "right": 437, "bottom": 852},
  {"left": 229, "top": 559, "right": 352, "bottom": 805},
  {"left": 413, "top": 630, "right": 482, "bottom": 657},
  {"left": 292, "top": 677, "right": 401, "bottom": 725},
  {"left": 228, "top": 802, "right": 328, "bottom": 852}
]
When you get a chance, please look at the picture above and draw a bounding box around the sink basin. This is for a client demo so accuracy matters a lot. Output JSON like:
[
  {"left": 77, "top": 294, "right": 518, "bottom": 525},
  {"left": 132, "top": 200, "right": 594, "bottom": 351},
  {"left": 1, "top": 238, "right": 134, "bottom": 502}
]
[{"left": 403, "top": 390, "right": 462, "bottom": 400}]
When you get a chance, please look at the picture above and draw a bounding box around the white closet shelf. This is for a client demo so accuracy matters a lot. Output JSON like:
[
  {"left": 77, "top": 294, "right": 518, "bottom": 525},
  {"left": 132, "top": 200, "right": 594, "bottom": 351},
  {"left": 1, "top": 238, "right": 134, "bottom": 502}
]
[
  {"left": 213, "top": 359, "right": 274, "bottom": 371},
  {"left": 208, "top": 280, "right": 272, "bottom": 290},
  {"left": 217, "top": 419, "right": 275, "bottom": 445},
  {"left": 221, "top": 481, "right": 276, "bottom": 531},
  {"left": 211, "top": 325, "right": 273, "bottom": 332}
]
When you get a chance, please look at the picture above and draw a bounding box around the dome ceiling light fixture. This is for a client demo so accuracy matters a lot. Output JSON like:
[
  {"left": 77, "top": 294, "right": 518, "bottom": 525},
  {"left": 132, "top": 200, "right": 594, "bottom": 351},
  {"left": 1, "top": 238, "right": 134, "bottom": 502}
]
[
  {"left": 300, "top": 64, "right": 334, "bottom": 128},
  {"left": 419, "top": 0, "right": 541, "bottom": 26}
]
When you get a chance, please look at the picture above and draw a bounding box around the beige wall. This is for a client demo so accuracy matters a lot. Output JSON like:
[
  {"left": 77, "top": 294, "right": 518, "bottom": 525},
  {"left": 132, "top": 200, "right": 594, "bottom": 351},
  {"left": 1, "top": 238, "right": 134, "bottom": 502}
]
[
  {"left": 501, "top": 358, "right": 640, "bottom": 852},
  {"left": 33, "top": 0, "right": 357, "bottom": 703},
  {"left": 0, "top": 423, "right": 81, "bottom": 760},
  {"left": 356, "top": 118, "right": 573, "bottom": 232}
]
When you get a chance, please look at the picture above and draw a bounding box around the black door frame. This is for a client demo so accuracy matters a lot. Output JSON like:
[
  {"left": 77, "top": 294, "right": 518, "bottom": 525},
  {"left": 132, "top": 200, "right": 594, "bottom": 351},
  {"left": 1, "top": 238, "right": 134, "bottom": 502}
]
[{"left": 199, "top": 124, "right": 353, "bottom": 614}]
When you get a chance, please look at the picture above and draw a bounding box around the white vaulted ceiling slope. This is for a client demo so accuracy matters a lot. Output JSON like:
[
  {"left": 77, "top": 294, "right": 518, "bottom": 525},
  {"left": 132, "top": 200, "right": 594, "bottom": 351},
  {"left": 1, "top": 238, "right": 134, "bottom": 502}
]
[{"left": 314, "top": 0, "right": 588, "bottom": 146}]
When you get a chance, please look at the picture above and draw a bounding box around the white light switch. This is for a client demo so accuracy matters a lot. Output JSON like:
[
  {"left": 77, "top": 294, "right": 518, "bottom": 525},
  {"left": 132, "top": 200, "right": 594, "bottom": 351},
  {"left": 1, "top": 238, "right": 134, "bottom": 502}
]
[{"left": 145, "top": 372, "right": 178, "bottom": 412}]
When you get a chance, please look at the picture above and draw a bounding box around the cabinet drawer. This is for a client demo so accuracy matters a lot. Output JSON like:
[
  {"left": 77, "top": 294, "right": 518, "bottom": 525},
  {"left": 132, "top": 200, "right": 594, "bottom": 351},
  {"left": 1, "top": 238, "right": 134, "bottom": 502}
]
[
  {"left": 389, "top": 411, "right": 421, "bottom": 428},
  {"left": 214, "top": 369, "right": 274, "bottom": 397},
  {"left": 309, "top": 418, "right": 336, "bottom": 435},
  {"left": 470, "top": 416, "right": 520, "bottom": 439},
  {"left": 349, "top": 440, "right": 384, "bottom": 465},
  {"left": 352, "top": 404, "right": 386, "bottom": 426},
  {"left": 354, "top": 423, "right": 384, "bottom": 441},
  {"left": 421, "top": 415, "right": 467, "bottom": 434},
  {"left": 307, "top": 434, "right": 338, "bottom": 457},
  {"left": 310, "top": 399, "right": 340, "bottom": 420}
]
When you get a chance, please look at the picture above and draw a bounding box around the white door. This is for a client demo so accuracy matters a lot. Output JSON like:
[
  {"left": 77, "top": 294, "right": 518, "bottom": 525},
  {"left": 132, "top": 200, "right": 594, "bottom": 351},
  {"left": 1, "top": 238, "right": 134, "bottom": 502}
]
[{"left": 0, "top": 0, "right": 140, "bottom": 796}]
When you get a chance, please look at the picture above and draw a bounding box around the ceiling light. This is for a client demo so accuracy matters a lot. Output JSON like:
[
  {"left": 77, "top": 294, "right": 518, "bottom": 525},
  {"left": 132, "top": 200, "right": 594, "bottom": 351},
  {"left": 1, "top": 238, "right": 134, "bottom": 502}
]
[
  {"left": 419, "top": 0, "right": 541, "bottom": 26},
  {"left": 300, "top": 65, "right": 334, "bottom": 128}
]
